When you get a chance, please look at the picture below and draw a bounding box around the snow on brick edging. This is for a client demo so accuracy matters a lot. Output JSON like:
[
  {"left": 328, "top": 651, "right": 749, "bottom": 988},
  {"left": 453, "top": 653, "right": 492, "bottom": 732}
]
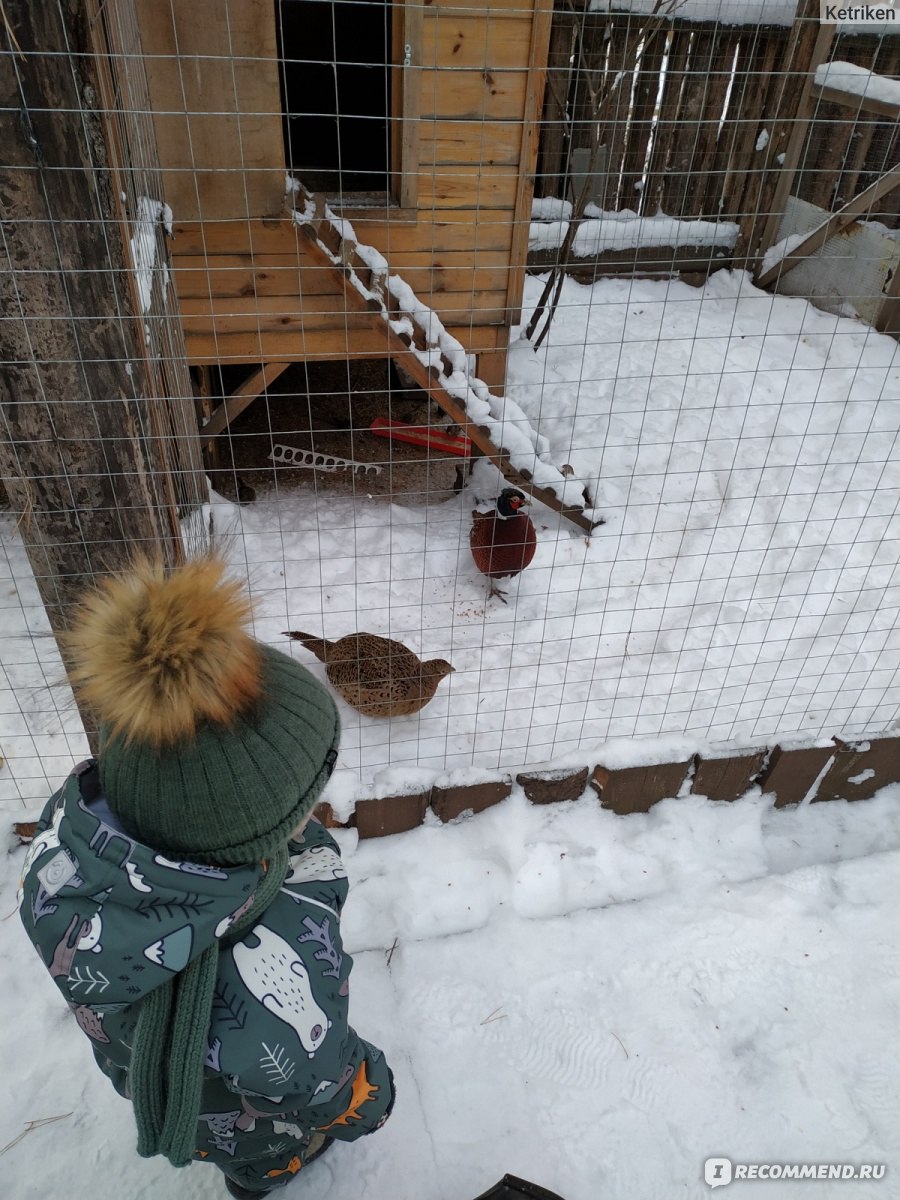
[
  {"left": 517, "top": 767, "right": 591, "bottom": 806},
  {"left": 314, "top": 737, "right": 900, "bottom": 839},
  {"left": 812, "top": 738, "right": 900, "bottom": 805},
  {"left": 431, "top": 778, "right": 513, "bottom": 823},
  {"left": 591, "top": 759, "right": 694, "bottom": 816},
  {"left": 691, "top": 750, "right": 768, "bottom": 805}
]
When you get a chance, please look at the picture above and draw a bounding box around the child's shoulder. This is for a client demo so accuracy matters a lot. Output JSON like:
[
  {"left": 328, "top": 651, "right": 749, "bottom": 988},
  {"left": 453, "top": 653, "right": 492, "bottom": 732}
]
[
  {"left": 288, "top": 815, "right": 343, "bottom": 857},
  {"left": 283, "top": 818, "right": 349, "bottom": 911}
]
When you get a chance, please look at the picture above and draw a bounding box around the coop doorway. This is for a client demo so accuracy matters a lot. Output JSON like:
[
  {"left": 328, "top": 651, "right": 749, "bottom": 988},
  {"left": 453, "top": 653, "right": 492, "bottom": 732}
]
[{"left": 276, "top": 0, "right": 392, "bottom": 199}]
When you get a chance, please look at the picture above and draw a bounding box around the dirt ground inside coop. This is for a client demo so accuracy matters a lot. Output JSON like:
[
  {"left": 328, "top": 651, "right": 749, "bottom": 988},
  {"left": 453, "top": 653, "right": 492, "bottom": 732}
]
[{"left": 210, "top": 359, "right": 468, "bottom": 506}]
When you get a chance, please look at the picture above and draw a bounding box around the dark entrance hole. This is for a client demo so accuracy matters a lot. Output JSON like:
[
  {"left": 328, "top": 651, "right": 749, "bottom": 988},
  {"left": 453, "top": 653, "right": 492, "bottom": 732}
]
[{"left": 276, "top": 0, "right": 391, "bottom": 197}]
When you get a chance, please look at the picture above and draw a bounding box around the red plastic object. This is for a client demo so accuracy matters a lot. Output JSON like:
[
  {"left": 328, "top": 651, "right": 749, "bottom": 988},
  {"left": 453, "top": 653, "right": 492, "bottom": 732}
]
[{"left": 369, "top": 416, "right": 472, "bottom": 457}]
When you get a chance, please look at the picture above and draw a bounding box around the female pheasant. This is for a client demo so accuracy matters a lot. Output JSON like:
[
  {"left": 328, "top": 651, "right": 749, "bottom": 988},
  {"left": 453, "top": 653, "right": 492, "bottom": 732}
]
[
  {"left": 284, "top": 631, "right": 454, "bottom": 718},
  {"left": 470, "top": 488, "right": 537, "bottom": 602}
]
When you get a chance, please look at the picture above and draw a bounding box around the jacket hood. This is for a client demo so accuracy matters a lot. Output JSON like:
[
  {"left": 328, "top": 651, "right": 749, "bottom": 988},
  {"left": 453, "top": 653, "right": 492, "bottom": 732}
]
[{"left": 18, "top": 762, "right": 264, "bottom": 1011}]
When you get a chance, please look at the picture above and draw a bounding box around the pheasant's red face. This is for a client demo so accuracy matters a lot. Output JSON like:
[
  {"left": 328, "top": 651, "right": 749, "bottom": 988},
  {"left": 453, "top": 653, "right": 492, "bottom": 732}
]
[{"left": 509, "top": 497, "right": 522, "bottom": 509}]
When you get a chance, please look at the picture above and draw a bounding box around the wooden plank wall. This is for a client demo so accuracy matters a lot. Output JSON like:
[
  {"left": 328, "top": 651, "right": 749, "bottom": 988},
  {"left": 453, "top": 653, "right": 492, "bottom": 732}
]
[
  {"left": 321, "top": 735, "right": 900, "bottom": 837},
  {"left": 132, "top": 0, "right": 552, "bottom": 366},
  {"left": 134, "top": 0, "right": 286, "bottom": 223}
]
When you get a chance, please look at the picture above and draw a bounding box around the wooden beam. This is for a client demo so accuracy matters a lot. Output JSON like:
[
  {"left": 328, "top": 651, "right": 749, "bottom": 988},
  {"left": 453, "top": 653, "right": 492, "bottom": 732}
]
[
  {"left": 183, "top": 322, "right": 506, "bottom": 365},
  {"left": 396, "top": 0, "right": 422, "bottom": 210},
  {"left": 528, "top": 243, "right": 735, "bottom": 280},
  {"left": 753, "top": 14, "right": 835, "bottom": 266},
  {"left": 810, "top": 81, "right": 900, "bottom": 122},
  {"left": 739, "top": 0, "right": 834, "bottom": 268},
  {"left": 536, "top": 9, "right": 577, "bottom": 198},
  {"left": 755, "top": 161, "right": 900, "bottom": 290},
  {"left": 194, "top": 365, "right": 221, "bottom": 473},
  {"left": 506, "top": 0, "right": 555, "bottom": 329},
  {"left": 202, "top": 361, "right": 291, "bottom": 443},
  {"left": 382, "top": 327, "right": 597, "bottom": 534}
]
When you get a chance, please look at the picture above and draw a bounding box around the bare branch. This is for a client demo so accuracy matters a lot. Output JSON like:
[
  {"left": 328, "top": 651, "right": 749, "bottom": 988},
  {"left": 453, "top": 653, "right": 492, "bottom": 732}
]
[{"left": 527, "top": 1, "right": 686, "bottom": 347}]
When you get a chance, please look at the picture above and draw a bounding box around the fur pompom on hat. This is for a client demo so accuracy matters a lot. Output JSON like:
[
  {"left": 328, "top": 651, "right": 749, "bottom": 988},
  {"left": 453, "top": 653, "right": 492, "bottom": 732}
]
[{"left": 66, "top": 556, "right": 340, "bottom": 866}]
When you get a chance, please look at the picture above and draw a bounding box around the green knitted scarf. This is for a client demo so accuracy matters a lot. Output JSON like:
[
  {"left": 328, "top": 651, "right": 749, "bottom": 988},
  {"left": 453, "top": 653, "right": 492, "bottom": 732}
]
[{"left": 130, "top": 844, "right": 289, "bottom": 1167}]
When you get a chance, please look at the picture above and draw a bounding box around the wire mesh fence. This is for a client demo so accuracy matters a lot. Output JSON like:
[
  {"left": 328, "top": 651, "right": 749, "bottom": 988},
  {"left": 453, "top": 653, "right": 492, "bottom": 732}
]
[{"left": 1, "top": 0, "right": 899, "bottom": 810}]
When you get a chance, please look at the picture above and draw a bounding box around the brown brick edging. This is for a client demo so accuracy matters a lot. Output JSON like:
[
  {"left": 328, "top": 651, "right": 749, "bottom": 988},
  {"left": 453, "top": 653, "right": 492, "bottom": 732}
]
[
  {"left": 11, "top": 738, "right": 895, "bottom": 851},
  {"left": 313, "top": 736, "right": 900, "bottom": 839}
]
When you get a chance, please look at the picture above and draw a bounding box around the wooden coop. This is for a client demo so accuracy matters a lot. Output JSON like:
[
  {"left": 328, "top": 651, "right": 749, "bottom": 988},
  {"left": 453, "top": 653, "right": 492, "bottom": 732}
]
[{"left": 119, "top": 0, "right": 592, "bottom": 526}]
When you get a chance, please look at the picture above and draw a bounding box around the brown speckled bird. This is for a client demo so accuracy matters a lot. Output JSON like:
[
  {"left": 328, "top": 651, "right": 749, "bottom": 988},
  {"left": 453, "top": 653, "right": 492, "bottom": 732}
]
[
  {"left": 284, "top": 631, "right": 454, "bottom": 718},
  {"left": 470, "top": 487, "right": 537, "bottom": 603}
]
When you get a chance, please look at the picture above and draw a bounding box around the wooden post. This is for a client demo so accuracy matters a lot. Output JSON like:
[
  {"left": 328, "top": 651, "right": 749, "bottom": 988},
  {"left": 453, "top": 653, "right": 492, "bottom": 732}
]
[
  {"left": 536, "top": 9, "right": 577, "bottom": 199},
  {"left": 202, "top": 362, "right": 291, "bottom": 445},
  {"left": 0, "top": 1, "right": 187, "bottom": 651},
  {"left": 734, "top": 0, "right": 834, "bottom": 268},
  {"left": 811, "top": 81, "right": 900, "bottom": 121},
  {"left": 506, "top": 0, "right": 555, "bottom": 329}
]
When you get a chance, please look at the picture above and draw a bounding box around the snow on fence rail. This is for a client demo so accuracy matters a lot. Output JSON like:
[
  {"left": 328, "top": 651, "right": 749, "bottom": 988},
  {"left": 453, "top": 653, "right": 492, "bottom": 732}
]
[
  {"left": 529, "top": 205, "right": 740, "bottom": 257},
  {"left": 814, "top": 61, "right": 900, "bottom": 111},
  {"left": 528, "top": 203, "right": 740, "bottom": 278}
]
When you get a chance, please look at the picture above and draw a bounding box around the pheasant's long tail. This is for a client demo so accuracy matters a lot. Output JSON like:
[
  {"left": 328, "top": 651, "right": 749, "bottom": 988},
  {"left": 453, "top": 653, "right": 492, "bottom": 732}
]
[{"left": 283, "top": 631, "right": 331, "bottom": 663}]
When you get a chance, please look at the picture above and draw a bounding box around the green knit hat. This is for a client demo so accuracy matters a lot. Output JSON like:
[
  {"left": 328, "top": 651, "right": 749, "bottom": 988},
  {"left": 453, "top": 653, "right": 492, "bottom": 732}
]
[
  {"left": 98, "top": 645, "right": 339, "bottom": 865},
  {"left": 67, "top": 556, "right": 340, "bottom": 865}
]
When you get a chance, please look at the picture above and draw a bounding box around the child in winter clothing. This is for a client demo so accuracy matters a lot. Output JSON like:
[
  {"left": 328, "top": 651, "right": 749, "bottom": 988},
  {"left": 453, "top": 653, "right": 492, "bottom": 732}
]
[{"left": 18, "top": 557, "right": 394, "bottom": 1197}]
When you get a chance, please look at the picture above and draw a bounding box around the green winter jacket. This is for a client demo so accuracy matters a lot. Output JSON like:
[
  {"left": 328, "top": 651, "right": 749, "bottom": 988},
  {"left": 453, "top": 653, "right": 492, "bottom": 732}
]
[{"left": 18, "top": 761, "right": 393, "bottom": 1184}]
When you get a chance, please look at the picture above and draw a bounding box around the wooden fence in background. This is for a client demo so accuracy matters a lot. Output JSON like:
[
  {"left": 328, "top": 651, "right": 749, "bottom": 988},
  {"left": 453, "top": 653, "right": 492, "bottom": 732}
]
[{"left": 536, "top": 11, "right": 900, "bottom": 233}]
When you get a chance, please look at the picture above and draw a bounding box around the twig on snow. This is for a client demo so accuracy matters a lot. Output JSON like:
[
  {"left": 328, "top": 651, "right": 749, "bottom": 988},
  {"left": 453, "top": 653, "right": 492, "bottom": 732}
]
[
  {"left": 480, "top": 1007, "right": 507, "bottom": 1025},
  {"left": 386, "top": 937, "right": 399, "bottom": 968},
  {"left": 610, "top": 1031, "right": 630, "bottom": 1059},
  {"left": 0, "top": 1112, "right": 73, "bottom": 1157}
]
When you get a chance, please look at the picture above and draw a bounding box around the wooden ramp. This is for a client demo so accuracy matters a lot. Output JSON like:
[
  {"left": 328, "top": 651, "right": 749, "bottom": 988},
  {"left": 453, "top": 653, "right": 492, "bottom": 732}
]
[{"left": 286, "top": 184, "right": 598, "bottom": 534}]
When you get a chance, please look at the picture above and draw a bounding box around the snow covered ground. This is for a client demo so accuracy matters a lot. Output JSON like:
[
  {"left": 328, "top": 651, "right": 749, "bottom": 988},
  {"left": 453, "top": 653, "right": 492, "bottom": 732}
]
[
  {"left": 1, "top": 268, "right": 899, "bottom": 1199},
  {"left": 3, "top": 781, "right": 898, "bottom": 1199},
  {"left": 2, "top": 269, "right": 900, "bottom": 808}
]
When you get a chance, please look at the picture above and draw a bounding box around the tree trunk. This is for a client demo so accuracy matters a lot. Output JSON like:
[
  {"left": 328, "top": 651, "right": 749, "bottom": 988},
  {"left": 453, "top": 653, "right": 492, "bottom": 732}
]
[{"left": 0, "top": 0, "right": 186, "bottom": 652}]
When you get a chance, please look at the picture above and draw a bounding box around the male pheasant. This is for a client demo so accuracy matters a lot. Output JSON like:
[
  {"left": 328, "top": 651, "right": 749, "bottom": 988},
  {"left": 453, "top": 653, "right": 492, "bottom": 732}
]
[
  {"left": 284, "top": 631, "right": 454, "bottom": 718},
  {"left": 470, "top": 488, "right": 537, "bottom": 602}
]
